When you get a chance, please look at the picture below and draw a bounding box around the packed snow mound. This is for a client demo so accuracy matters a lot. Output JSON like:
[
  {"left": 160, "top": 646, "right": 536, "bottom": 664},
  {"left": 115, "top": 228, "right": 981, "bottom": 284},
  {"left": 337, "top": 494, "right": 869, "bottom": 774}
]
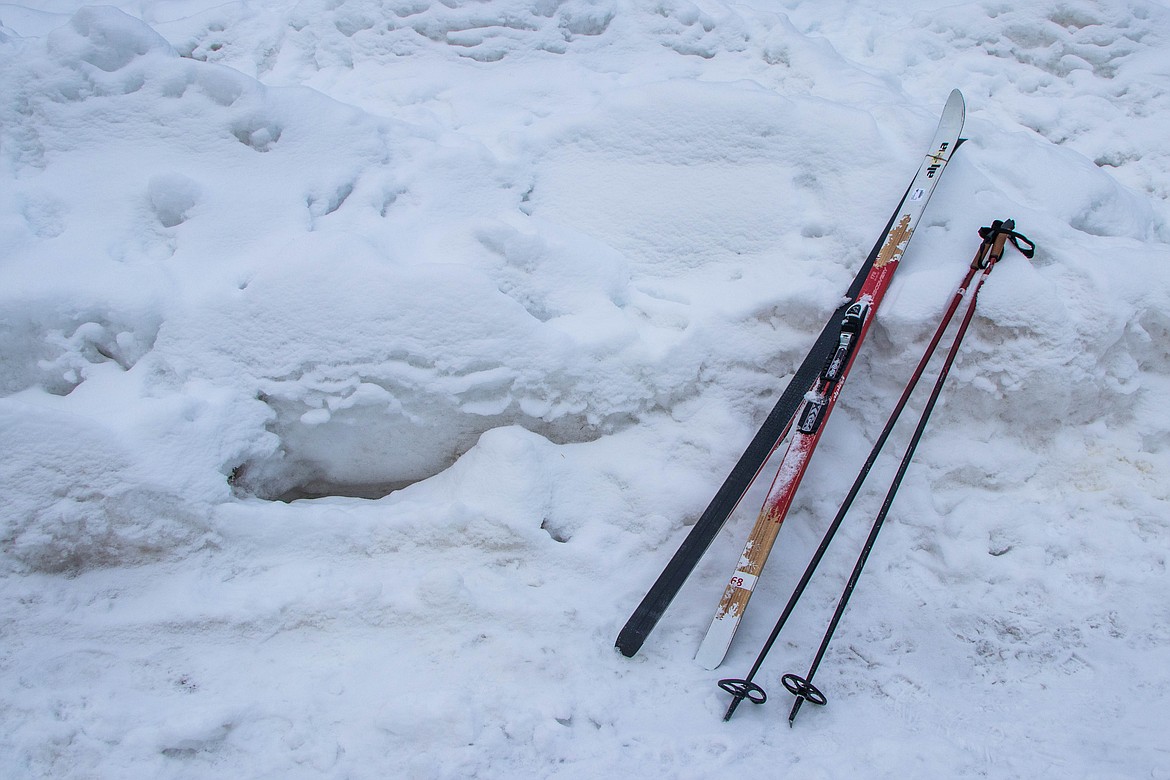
[
  {"left": 0, "top": 6, "right": 713, "bottom": 500},
  {"left": 156, "top": 229, "right": 670, "bottom": 499},
  {"left": 172, "top": 0, "right": 755, "bottom": 70},
  {"left": 46, "top": 5, "right": 176, "bottom": 71},
  {"left": 0, "top": 401, "right": 213, "bottom": 573}
]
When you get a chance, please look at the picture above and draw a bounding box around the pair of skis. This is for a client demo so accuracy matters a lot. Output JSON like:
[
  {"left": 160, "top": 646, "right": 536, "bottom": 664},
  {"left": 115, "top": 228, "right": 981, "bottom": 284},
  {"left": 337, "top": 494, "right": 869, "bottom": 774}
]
[{"left": 616, "top": 90, "right": 967, "bottom": 666}]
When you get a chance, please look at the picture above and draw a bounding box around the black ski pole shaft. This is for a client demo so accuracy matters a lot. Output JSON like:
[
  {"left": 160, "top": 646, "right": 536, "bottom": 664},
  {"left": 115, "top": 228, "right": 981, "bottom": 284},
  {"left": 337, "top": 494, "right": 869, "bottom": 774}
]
[
  {"left": 785, "top": 222, "right": 1025, "bottom": 726},
  {"left": 719, "top": 260, "right": 982, "bottom": 721}
]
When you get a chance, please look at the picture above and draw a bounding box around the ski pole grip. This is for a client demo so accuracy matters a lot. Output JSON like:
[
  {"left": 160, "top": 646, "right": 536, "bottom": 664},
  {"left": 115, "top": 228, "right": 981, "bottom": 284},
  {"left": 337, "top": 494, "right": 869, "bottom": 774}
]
[{"left": 977, "top": 219, "right": 1036, "bottom": 263}]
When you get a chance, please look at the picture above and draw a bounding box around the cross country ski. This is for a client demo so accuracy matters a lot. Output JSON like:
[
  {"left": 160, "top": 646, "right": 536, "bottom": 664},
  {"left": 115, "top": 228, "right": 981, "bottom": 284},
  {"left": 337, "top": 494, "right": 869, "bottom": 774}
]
[{"left": 616, "top": 89, "right": 966, "bottom": 661}]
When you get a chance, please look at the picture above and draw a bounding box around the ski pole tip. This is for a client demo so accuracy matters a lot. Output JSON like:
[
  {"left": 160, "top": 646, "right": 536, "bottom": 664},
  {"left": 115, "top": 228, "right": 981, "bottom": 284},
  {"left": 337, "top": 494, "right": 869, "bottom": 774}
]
[
  {"left": 722, "top": 699, "right": 740, "bottom": 722},
  {"left": 788, "top": 697, "right": 803, "bottom": 725}
]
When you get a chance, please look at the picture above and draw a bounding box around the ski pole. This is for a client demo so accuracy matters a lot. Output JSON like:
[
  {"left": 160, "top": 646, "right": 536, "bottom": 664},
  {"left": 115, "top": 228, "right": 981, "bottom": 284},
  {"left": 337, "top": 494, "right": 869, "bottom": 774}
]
[{"left": 784, "top": 220, "right": 1033, "bottom": 725}]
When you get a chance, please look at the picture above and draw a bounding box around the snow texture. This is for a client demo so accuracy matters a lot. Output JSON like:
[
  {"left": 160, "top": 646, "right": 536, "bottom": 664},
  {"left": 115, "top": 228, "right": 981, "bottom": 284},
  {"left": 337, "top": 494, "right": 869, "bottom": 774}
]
[{"left": 1, "top": 0, "right": 1168, "bottom": 777}]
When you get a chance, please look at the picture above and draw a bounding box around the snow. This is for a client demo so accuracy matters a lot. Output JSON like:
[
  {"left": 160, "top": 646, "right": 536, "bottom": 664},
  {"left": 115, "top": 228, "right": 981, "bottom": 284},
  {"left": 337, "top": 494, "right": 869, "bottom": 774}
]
[{"left": 2, "top": 0, "right": 1169, "bottom": 776}]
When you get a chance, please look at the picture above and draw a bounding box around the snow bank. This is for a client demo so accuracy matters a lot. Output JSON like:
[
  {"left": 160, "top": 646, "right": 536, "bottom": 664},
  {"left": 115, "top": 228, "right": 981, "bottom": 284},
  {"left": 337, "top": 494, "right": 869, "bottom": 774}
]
[
  {"left": 0, "top": 400, "right": 213, "bottom": 573},
  {"left": 2, "top": 0, "right": 1169, "bottom": 777}
]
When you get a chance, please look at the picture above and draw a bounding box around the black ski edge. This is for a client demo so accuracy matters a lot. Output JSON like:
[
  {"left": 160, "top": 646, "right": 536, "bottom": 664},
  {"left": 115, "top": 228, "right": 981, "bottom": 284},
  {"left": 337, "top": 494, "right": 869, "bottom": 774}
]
[{"left": 614, "top": 181, "right": 915, "bottom": 658}]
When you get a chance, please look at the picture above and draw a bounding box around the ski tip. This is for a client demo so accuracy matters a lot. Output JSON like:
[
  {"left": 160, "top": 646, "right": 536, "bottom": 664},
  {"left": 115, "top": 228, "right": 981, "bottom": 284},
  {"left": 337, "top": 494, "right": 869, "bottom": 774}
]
[{"left": 945, "top": 88, "right": 966, "bottom": 120}]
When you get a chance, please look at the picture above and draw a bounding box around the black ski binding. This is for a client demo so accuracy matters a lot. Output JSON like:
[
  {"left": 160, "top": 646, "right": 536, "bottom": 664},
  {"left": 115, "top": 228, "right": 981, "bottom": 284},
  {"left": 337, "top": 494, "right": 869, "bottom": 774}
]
[{"left": 821, "top": 301, "right": 869, "bottom": 383}]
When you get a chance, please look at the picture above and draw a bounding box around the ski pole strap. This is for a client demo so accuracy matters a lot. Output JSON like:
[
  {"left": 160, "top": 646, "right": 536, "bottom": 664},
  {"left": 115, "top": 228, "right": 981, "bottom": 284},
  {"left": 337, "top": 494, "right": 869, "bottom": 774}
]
[{"left": 975, "top": 219, "right": 1036, "bottom": 267}]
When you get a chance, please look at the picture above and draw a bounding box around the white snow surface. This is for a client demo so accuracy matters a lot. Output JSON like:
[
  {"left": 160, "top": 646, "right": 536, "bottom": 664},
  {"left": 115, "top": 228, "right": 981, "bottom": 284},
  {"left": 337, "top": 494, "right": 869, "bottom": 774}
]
[{"left": 2, "top": 0, "right": 1169, "bottom": 776}]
